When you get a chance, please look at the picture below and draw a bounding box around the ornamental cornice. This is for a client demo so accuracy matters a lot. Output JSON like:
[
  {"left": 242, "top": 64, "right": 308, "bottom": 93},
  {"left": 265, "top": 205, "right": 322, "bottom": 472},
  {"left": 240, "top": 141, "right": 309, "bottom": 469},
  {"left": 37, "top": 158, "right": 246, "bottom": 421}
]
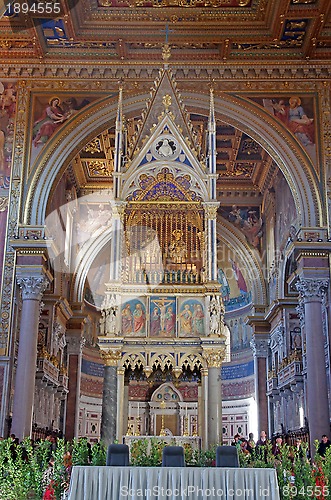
[
  {"left": 16, "top": 275, "right": 49, "bottom": 301},
  {"left": 296, "top": 278, "right": 329, "bottom": 302},
  {"left": 202, "top": 347, "right": 226, "bottom": 368},
  {"left": 0, "top": 65, "right": 331, "bottom": 82}
]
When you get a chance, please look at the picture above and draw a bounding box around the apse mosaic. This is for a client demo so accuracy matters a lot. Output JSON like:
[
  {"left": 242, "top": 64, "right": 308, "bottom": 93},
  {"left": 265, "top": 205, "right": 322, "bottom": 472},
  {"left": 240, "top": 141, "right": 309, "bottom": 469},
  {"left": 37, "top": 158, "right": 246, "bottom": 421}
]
[
  {"left": 149, "top": 296, "right": 176, "bottom": 338},
  {"left": 121, "top": 298, "right": 147, "bottom": 337},
  {"left": 228, "top": 316, "right": 252, "bottom": 351},
  {"left": 178, "top": 299, "right": 205, "bottom": 337},
  {"left": 219, "top": 205, "right": 263, "bottom": 249},
  {"left": 249, "top": 95, "right": 317, "bottom": 162},
  {"left": 217, "top": 263, "right": 251, "bottom": 313}
]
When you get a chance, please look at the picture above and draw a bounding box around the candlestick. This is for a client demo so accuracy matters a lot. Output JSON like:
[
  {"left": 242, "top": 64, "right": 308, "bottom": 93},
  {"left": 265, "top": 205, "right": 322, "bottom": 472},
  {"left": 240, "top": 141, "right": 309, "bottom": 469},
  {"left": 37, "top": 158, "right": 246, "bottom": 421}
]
[{"left": 159, "top": 400, "right": 166, "bottom": 436}]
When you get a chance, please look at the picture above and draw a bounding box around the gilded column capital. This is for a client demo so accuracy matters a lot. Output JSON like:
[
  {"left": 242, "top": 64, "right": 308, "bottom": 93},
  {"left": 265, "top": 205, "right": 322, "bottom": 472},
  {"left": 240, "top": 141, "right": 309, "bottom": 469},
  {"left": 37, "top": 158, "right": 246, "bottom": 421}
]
[
  {"left": 296, "top": 278, "right": 328, "bottom": 302},
  {"left": 100, "top": 349, "right": 122, "bottom": 366},
  {"left": 17, "top": 275, "right": 49, "bottom": 301},
  {"left": 117, "top": 367, "right": 125, "bottom": 376},
  {"left": 203, "top": 202, "right": 220, "bottom": 219},
  {"left": 203, "top": 347, "right": 226, "bottom": 368},
  {"left": 113, "top": 202, "right": 126, "bottom": 221}
]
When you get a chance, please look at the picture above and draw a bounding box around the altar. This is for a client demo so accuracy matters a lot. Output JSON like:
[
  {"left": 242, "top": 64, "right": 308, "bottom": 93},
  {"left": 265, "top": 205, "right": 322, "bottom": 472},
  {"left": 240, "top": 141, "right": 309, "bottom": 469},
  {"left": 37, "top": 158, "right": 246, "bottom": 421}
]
[
  {"left": 124, "top": 435, "right": 202, "bottom": 454},
  {"left": 68, "top": 466, "right": 280, "bottom": 500}
]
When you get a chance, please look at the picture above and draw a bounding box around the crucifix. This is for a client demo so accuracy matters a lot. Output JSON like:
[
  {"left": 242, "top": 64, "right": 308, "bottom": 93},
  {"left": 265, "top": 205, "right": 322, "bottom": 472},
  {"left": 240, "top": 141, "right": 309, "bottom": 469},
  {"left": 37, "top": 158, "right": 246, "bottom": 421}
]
[{"left": 161, "top": 23, "right": 173, "bottom": 45}]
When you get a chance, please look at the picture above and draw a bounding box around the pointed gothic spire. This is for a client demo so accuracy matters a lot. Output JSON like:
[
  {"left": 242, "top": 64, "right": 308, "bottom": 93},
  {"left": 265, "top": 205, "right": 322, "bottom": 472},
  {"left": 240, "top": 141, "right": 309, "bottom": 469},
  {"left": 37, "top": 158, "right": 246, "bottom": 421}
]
[
  {"left": 127, "top": 69, "right": 202, "bottom": 161},
  {"left": 113, "top": 85, "right": 123, "bottom": 198},
  {"left": 207, "top": 86, "right": 217, "bottom": 182},
  {"left": 208, "top": 85, "right": 216, "bottom": 135}
]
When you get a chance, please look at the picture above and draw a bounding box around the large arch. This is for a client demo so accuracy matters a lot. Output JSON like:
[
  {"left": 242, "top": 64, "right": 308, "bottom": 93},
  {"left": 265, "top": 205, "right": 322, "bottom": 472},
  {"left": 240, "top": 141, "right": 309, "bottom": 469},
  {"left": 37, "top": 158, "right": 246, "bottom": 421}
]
[{"left": 24, "top": 90, "right": 323, "bottom": 229}]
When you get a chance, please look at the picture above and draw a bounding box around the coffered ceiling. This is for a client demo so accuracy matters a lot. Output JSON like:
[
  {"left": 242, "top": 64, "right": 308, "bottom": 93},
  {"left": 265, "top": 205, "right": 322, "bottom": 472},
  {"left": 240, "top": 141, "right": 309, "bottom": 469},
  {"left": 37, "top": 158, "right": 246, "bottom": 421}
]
[
  {"left": 72, "top": 110, "right": 272, "bottom": 200},
  {"left": 1, "top": 0, "right": 330, "bottom": 63}
]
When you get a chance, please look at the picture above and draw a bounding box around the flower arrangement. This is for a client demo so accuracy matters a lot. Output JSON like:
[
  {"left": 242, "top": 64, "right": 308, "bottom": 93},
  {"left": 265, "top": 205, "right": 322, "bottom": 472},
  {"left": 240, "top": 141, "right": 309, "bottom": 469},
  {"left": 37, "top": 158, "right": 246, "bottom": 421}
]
[{"left": 1, "top": 436, "right": 331, "bottom": 499}]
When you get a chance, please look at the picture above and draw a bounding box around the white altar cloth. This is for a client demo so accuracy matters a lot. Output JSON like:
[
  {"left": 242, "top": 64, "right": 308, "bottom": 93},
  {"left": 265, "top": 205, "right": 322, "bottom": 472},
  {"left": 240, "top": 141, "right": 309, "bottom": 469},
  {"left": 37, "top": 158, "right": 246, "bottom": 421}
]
[{"left": 68, "top": 466, "right": 280, "bottom": 500}]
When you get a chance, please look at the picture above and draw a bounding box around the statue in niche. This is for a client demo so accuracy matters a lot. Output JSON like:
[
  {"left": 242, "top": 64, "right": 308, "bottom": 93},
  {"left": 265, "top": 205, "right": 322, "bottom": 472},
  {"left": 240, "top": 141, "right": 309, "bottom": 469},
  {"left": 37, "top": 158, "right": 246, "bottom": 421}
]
[
  {"left": 168, "top": 229, "right": 187, "bottom": 263},
  {"left": 102, "top": 294, "right": 118, "bottom": 335},
  {"left": 99, "top": 310, "right": 106, "bottom": 336},
  {"left": 209, "top": 295, "right": 222, "bottom": 335}
]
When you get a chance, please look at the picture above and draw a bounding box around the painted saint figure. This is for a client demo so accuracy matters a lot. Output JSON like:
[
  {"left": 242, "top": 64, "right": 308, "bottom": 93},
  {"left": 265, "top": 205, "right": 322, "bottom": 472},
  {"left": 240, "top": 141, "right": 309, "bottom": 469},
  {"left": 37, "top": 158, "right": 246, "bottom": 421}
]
[
  {"left": 33, "top": 97, "right": 70, "bottom": 147},
  {"left": 150, "top": 307, "right": 161, "bottom": 336},
  {"left": 164, "top": 306, "right": 176, "bottom": 336},
  {"left": 179, "top": 304, "right": 193, "bottom": 335},
  {"left": 133, "top": 303, "right": 146, "bottom": 335},
  {"left": 192, "top": 303, "right": 204, "bottom": 336},
  {"left": 272, "top": 96, "right": 315, "bottom": 146},
  {"left": 121, "top": 303, "right": 133, "bottom": 335}
]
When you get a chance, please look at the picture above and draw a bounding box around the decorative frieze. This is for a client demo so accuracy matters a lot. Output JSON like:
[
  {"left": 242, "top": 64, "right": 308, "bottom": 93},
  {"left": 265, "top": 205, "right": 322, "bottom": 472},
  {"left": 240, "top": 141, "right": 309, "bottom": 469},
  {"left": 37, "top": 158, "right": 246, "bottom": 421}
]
[{"left": 0, "top": 65, "right": 330, "bottom": 83}]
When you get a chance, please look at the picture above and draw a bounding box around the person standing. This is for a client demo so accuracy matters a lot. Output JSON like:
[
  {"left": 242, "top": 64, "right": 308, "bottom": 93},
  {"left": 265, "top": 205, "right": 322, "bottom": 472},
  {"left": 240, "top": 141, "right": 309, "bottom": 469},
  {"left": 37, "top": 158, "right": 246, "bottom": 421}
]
[{"left": 317, "top": 435, "right": 331, "bottom": 458}]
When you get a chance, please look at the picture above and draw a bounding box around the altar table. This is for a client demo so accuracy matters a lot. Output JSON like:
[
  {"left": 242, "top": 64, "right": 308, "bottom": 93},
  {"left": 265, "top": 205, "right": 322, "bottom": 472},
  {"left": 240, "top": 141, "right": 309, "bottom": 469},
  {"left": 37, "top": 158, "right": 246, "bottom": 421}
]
[{"left": 68, "top": 466, "right": 280, "bottom": 500}]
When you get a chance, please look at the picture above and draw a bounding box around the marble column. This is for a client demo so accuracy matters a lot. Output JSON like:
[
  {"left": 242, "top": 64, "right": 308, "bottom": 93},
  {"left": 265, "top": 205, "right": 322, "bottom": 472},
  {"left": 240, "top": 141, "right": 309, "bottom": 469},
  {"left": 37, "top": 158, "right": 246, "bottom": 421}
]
[
  {"left": 199, "top": 368, "right": 208, "bottom": 449},
  {"left": 296, "top": 278, "right": 330, "bottom": 451},
  {"left": 100, "top": 349, "right": 122, "bottom": 446},
  {"left": 250, "top": 335, "right": 269, "bottom": 435},
  {"left": 116, "top": 367, "right": 125, "bottom": 441},
  {"left": 203, "top": 203, "right": 219, "bottom": 282},
  {"left": 65, "top": 333, "right": 84, "bottom": 440},
  {"left": 12, "top": 275, "right": 49, "bottom": 440},
  {"left": 203, "top": 348, "right": 224, "bottom": 446}
]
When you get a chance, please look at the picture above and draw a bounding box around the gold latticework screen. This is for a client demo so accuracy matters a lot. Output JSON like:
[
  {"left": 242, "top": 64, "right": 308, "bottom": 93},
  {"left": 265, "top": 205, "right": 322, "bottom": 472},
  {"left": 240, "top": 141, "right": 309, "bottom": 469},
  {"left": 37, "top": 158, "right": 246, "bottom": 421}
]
[{"left": 123, "top": 202, "right": 205, "bottom": 284}]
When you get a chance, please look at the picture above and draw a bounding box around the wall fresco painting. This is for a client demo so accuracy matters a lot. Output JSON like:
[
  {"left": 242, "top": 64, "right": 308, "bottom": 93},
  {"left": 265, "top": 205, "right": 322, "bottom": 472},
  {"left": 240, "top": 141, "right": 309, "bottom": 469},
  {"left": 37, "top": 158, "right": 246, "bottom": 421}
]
[
  {"left": 274, "top": 169, "right": 297, "bottom": 249},
  {"left": 219, "top": 205, "right": 263, "bottom": 249},
  {"left": 121, "top": 298, "right": 146, "bottom": 337},
  {"left": 30, "top": 94, "right": 99, "bottom": 165},
  {"left": 149, "top": 296, "right": 176, "bottom": 338},
  {"left": 0, "top": 81, "right": 16, "bottom": 289},
  {"left": 178, "top": 298, "right": 205, "bottom": 337},
  {"left": 250, "top": 95, "right": 317, "bottom": 162},
  {"left": 0, "top": 82, "right": 15, "bottom": 183}
]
